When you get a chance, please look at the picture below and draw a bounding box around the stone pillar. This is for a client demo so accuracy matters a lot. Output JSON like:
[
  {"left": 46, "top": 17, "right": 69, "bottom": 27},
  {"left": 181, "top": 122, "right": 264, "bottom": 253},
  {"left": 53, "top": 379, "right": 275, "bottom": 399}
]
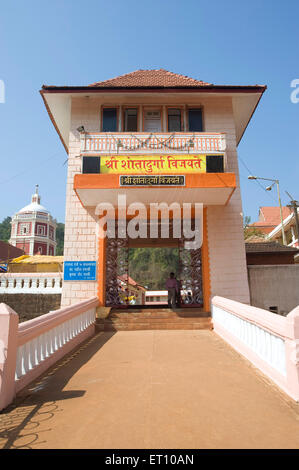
[
  {"left": 119, "top": 105, "right": 122, "bottom": 132},
  {"left": 162, "top": 105, "right": 167, "bottom": 132},
  {"left": 139, "top": 105, "right": 143, "bottom": 131}
]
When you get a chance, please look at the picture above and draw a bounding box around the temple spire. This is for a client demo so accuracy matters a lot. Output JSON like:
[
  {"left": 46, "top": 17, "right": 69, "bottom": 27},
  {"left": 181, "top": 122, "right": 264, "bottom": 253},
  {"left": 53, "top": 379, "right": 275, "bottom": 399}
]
[{"left": 32, "top": 184, "right": 41, "bottom": 204}]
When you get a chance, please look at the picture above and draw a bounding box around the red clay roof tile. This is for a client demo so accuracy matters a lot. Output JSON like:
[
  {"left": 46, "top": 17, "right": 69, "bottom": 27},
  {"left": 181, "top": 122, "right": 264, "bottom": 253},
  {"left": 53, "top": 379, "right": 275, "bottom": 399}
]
[
  {"left": 258, "top": 206, "right": 292, "bottom": 225},
  {"left": 89, "top": 69, "right": 211, "bottom": 88},
  {"left": 245, "top": 241, "right": 299, "bottom": 253}
]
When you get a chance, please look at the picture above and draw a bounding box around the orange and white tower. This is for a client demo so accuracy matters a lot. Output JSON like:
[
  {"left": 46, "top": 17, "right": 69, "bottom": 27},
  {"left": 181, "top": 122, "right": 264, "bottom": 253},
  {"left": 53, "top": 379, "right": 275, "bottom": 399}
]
[{"left": 9, "top": 185, "right": 57, "bottom": 256}]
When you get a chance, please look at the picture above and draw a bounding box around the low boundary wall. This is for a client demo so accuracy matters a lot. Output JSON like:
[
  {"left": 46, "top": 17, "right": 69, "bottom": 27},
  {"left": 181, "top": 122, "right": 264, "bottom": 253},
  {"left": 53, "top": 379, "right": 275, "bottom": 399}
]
[
  {"left": 212, "top": 296, "right": 299, "bottom": 401},
  {"left": 247, "top": 265, "right": 299, "bottom": 315}
]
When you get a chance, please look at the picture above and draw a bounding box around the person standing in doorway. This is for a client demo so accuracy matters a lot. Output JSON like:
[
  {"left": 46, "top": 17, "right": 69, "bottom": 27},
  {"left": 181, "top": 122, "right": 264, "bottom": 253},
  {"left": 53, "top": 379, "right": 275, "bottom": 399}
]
[{"left": 166, "top": 272, "right": 178, "bottom": 309}]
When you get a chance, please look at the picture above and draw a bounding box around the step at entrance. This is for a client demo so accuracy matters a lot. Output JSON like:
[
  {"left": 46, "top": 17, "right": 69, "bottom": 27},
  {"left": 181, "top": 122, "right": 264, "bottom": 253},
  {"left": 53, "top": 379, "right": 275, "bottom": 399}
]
[{"left": 96, "top": 308, "right": 213, "bottom": 331}]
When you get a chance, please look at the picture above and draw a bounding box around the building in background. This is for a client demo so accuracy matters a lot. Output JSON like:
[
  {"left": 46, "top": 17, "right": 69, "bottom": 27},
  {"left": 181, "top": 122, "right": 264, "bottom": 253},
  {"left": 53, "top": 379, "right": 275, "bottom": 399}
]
[
  {"left": 249, "top": 206, "right": 292, "bottom": 235},
  {"left": 245, "top": 241, "right": 298, "bottom": 265},
  {"left": 145, "top": 291, "right": 169, "bottom": 305},
  {"left": 9, "top": 185, "right": 57, "bottom": 256},
  {"left": 7, "top": 255, "right": 63, "bottom": 273},
  {"left": 118, "top": 274, "right": 146, "bottom": 305},
  {"left": 0, "top": 241, "right": 25, "bottom": 272},
  {"left": 266, "top": 207, "right": 299, "bottom": 248}
]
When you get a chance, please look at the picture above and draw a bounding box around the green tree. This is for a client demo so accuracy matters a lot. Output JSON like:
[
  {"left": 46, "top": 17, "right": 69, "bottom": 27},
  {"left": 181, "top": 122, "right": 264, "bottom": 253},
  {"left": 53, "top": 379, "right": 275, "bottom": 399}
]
[
  {"left": 243, "top": 215, "right": 265, "bottom": 240},
  {"left": 56, "top": 223, "right": 65, "bottom": 255},
  {"left": 0, "top": 217, "right": 12, "bottom": 242},
  {"left": 129, "top": 247, "right": 179, "bottom": 290}
]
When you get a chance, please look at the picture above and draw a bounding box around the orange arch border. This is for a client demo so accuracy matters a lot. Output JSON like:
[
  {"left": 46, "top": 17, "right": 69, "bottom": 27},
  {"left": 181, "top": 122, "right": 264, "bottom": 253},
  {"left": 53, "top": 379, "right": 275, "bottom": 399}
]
[
  {"left": 97, "top": 236, "right": 106, "bottom": 306},
  {"left": 202, "top": 207, "right": 211, "bottom": 312}
]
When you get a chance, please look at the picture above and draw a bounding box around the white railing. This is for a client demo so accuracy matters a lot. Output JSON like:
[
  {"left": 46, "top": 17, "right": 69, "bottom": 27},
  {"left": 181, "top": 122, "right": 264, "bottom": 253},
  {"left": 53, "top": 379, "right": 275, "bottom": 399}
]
[
  {"left": 13, "top": 213, "right": 53, "bottom": 221},
  {"left": 212, "top": 296, "right": 299, "bottom": 401},
  {"left": 0, "top": 273, "right": 62, "bottom": 294},
  {"left": 80, "top": 132, "right": 226, "bottom": 155},
  {"left": 0, "top": 296, "right": 99, "bottom": 410},
  {"left": 15, "top": 306, "right": 96, "bottom": 382},
  {"left": 213, "top": 304, "right": 286, "bottom": 376}
]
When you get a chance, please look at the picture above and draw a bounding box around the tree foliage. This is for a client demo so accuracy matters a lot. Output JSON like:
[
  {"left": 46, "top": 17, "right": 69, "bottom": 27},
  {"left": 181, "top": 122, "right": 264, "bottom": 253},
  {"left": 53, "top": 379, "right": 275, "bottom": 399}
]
[
  {"left": 0, "top": 217, "right": 12, "bottom": 242},
  {"left": 243, "top": 215, "right": 265, "bottom": 240},
  {"left": 129, "top": 247, "right": 179, "bottom": 290},
  {"left": 56, "top": 222, "right": 65, "bottom": 255}
]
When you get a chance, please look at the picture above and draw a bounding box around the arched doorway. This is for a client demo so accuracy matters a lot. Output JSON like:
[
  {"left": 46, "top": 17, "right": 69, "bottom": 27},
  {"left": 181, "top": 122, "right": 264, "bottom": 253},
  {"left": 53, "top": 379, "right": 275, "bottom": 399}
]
[{"left": 104, "top": 219, "right": 204, "bottom": 308}]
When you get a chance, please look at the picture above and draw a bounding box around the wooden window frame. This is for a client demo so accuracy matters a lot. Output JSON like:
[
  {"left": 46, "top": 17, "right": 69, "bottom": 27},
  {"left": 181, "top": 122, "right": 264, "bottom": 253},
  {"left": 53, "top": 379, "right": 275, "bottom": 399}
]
[
  {"left": 142, "top": 106, "right": 163, "bottom": 132},
  {"left": 100, "top": 106, "right": 120, "bottom": 132},
  {"left": 20, "top": 223, "right": 29, "bottom": 235},
  {"left": 99, "top": 104, "right": 205, "bottom": 133},
  {"left": 166, "top": 106, "right": 184, "bottom": 133},
  {"left": 37, "top": 225, "right": 46, "bottom": 236},
  {"left": 186, "top": 106, "right": 205, "bottom": 132},
  {"left": 122, "top": 106, "right": 139, "bottom": 132}
]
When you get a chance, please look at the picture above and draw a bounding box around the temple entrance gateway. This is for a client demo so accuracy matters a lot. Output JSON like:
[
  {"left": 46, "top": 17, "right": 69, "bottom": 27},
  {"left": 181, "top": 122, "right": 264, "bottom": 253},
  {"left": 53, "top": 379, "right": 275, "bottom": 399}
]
[{"left": 104, "top": 220, "right": 203, "bottom": 308}]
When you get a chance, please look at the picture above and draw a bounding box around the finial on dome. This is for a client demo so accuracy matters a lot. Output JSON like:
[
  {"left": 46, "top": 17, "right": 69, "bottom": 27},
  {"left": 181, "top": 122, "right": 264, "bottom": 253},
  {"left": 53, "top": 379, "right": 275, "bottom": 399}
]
[{"left": 31, "top": 185, "right": 41, "bottom": 204}]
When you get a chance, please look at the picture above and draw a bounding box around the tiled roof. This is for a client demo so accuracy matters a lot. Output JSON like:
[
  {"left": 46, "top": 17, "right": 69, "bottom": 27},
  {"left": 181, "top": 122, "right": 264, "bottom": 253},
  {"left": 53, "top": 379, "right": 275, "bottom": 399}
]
[
  {"left": 0, "top": 241, "right": 25, "bottom": 263},
  {"left": 244, "top": 235, "right": 266, "bottom": 243},
  {"left": 257, "top": 206, "right": 292, "bottom": 225},
  {"left": 245, "top": 241, "right": 299, "bottom": 253},
  {"left": 89, "top": 69, "right": 211, "bottom": 88},
  {"left": 118, "top": 274, "right": 146, "bottom": 290}
]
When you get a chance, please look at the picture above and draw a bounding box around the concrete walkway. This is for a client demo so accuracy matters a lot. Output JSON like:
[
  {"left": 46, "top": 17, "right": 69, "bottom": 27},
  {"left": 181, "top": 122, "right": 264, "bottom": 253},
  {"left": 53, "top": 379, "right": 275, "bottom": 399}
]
[{"left": 0, "top": 330, "right": 299, "bottom": 449}]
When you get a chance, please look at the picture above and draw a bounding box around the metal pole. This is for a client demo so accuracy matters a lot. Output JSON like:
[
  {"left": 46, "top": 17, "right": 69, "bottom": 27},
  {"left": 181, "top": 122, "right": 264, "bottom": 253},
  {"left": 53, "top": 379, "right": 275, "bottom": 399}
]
[
  {"left": 276, "top": 180, "right": 287, "bottom": 245},
  {"left": 285, "top": 191, "right": 299, "bottom": 244}
]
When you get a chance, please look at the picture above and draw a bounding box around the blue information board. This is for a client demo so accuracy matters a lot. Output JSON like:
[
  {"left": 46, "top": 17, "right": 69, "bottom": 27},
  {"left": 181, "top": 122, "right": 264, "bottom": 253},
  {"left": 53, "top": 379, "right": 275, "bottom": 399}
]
[{"left": 64, "top": 261, "right": 97, "bottom": 281}]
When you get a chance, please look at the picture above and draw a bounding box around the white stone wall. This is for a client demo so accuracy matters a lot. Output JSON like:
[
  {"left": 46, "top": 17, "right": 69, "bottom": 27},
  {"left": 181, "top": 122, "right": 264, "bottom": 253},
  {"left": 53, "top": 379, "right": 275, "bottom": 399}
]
[
  {"left": 61, "top": 99, "right": 100, "bottom": 306},
  {"left": 205, "top": 98, "right": 250, "bottom": 303}
]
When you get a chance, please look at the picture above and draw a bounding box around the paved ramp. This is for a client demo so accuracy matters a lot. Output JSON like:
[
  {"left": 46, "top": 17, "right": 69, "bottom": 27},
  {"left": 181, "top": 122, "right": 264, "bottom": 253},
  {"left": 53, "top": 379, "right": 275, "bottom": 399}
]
[{"left": 0, "top": 330, "right": 299, "bottom": 449}]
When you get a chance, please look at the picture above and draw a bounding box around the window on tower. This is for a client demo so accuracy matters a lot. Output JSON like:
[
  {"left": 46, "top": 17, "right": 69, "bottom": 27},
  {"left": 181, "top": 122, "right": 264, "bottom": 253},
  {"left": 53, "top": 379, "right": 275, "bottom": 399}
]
[
  {"left": 20, "top": 223, "right": 29, "bottom": 235},
  {"left": 167, "top": 108, "right": 182, "bottom": 132},
  {"left": 102, "top": 108, "right": 118, "bottom": 132},
  {"left": 37, "top": 225, "right": 46, "bottom": 236}
]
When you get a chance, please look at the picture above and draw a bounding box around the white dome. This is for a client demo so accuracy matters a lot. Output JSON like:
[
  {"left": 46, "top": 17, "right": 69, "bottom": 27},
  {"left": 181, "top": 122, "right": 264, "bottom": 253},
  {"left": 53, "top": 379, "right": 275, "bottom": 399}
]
[{"left": 18, "top": 201, "right": 49, "bottom": 214}]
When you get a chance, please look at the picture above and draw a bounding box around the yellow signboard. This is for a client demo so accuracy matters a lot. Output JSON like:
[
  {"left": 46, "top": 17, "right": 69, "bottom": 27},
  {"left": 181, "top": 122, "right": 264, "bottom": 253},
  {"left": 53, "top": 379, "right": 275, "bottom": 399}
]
[{"left": 100, "top": 154, "right": 206, "bottom": 174}]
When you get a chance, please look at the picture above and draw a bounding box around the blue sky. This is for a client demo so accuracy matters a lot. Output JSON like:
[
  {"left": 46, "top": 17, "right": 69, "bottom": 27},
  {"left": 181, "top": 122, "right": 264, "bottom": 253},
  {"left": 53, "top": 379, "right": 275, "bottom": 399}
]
[{"left": 1, "top": 0, "right": 299, "bottom": 224}]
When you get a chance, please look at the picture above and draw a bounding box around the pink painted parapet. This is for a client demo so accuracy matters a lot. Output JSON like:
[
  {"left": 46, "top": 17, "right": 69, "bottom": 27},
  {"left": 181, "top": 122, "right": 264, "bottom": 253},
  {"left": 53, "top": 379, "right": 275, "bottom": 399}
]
[
  {"left": 285, "top": 306, "right": 299, "bottom": 401},
  {"left": 0, "top": 297, "right": 98, "bottom": 411},
  {"left": 212, "top": 296, "right": 299, "bottom": 401}
]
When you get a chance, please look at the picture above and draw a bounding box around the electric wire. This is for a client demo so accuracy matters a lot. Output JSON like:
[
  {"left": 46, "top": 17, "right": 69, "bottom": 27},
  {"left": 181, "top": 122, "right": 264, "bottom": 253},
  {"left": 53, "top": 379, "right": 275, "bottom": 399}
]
[
  {"left": 0, "top": 151, "right": 63, "bottom": 185},
  {"left": 238, "top": 154, "right": 277, "bottom": 203}
]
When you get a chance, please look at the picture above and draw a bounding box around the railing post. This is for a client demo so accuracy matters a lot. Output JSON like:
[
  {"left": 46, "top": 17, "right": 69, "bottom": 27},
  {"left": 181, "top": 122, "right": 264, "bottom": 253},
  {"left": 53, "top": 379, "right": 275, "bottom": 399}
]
[
  {"left": 285, "top": 306, "right": 299, "bottom": 401},
  {"left": 0, "top": 303, "right": 19, "bottom": 411}
]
